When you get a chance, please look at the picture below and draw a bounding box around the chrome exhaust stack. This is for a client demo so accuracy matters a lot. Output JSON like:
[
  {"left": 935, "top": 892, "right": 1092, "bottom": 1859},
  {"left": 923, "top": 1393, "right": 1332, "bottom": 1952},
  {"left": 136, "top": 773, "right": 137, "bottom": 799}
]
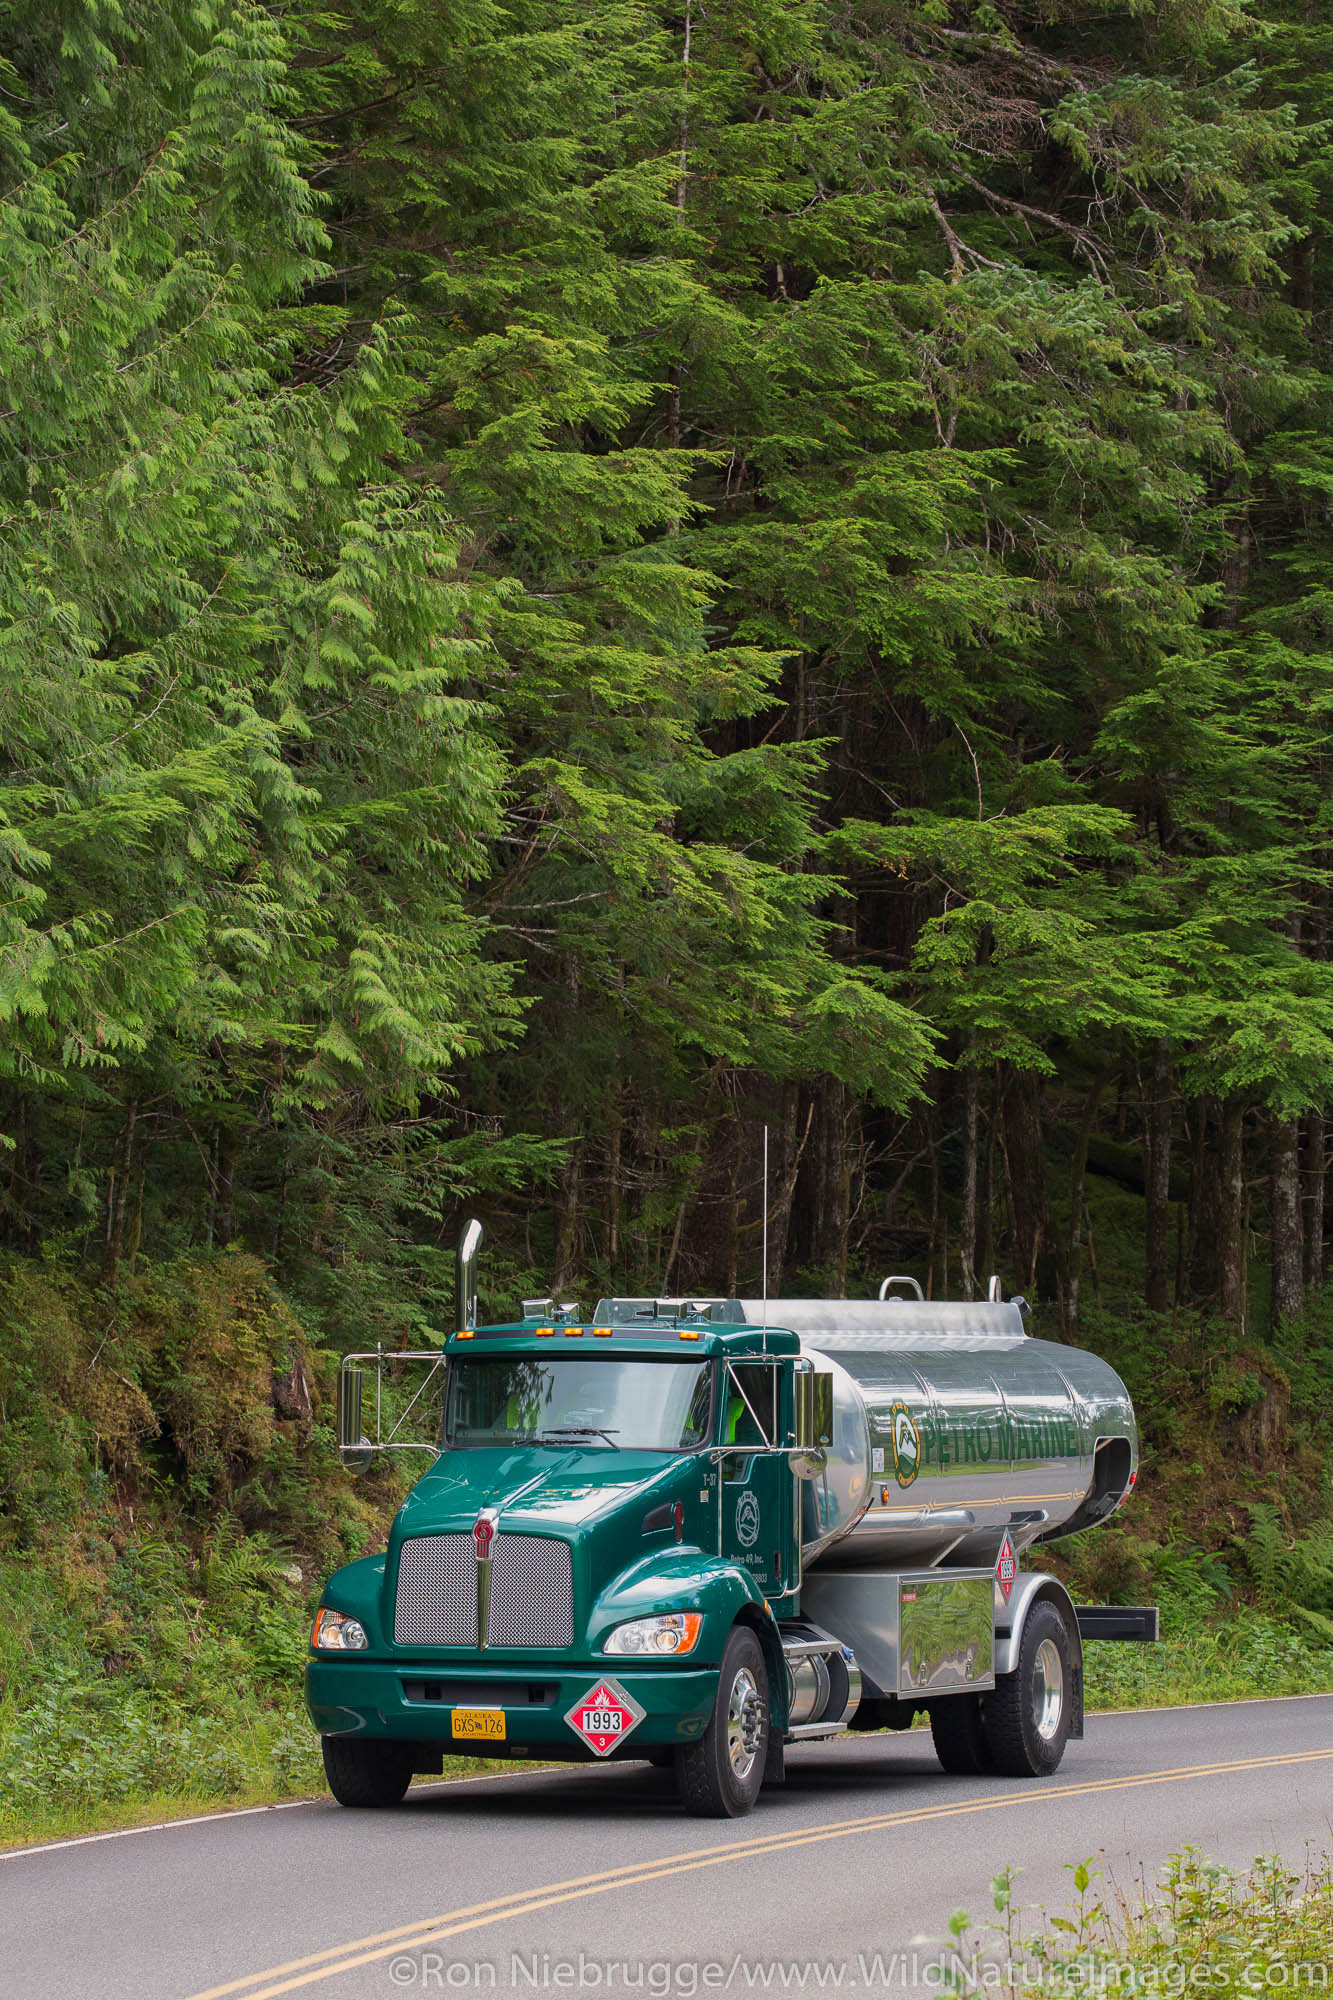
[{"left": 457, "top": 1217, "right": 483, "bottom": 1330}]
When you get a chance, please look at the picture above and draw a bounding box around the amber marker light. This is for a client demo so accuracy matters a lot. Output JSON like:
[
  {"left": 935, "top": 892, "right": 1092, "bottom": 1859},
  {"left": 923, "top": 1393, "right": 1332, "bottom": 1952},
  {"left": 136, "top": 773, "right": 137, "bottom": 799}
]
[
  {"left": 564, "top": 1326, "right": 585, "bottom": 1337},
  {"left": 678, "top": 1329, "right": 700, "bottom": 1340},
  {"left": 455, "top": 1330, "right": 474, "bottom": 1340}
]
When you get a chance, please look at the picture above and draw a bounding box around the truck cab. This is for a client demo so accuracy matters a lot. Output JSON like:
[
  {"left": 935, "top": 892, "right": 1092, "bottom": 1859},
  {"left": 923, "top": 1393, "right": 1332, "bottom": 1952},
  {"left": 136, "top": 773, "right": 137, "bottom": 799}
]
[{"left": 308, "top": 1307, "right": 821, "bottom": 1816}]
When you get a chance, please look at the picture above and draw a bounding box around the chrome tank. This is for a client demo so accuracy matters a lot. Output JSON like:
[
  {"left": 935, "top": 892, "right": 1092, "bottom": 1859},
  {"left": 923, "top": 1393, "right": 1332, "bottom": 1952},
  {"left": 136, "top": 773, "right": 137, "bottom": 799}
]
[{"left": 734, "top": 1299, "right": 1137, "bottom": 1571}]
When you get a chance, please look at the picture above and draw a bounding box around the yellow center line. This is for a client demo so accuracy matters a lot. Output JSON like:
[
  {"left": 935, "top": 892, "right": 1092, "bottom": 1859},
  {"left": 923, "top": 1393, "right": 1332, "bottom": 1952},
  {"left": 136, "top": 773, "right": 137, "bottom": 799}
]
[{"left": 188, "top": 1747, "right": 1333, "bottom": 2000}]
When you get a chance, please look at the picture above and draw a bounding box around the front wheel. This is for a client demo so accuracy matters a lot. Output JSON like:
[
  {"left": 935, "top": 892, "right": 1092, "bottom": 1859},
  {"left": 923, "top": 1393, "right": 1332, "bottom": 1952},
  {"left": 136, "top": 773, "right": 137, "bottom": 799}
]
[
  {"left": 321, "top": 1735, "right": 414, "bottom": 1807},
  {"left": 677, "top": 1626, "right": 769, "bottom": 1818},
  {"left": 983, "top": 1601, "right": 1073, "bottom": 1777}
]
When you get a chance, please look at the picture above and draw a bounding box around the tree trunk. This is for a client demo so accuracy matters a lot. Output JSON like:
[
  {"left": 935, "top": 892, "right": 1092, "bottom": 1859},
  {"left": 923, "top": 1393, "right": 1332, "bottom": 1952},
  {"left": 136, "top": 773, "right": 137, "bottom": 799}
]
[
  {"left": 1302, "top": 1111, "right": 1324, "bottom": 1291},
  {"left": 104, "top": 1099, "right": 137, "bottom": 1276},
  {"left": 553, "top": 1140, "right": 583, "bottom": 1292},
  {"left": 959, "top": 1059, "right": 979, "bottom": 1301},
  {"left": 1218, "top": 1098, "right": 1246, "bottom": 1329},
  {"left": 769, "top": 1091, "right": 812, "bottom": 1295},
  {"left": 1066, "top": 1073, "right": 1110, "bottom": 1331},
  {"left": 1270, "top": 1114, "right": 1302, "bottom": 1328},
  {"left": 925, "top": 1100, "right": 941, "bottom": 1299},
  {"left": 796, "top": 1080, "right": 853, "bottom": 1295},
  {"left": 1001, "top": 1067, "right": 1058, "bottom": 1310},
  {"left": 606, "top": 1086, "right": 623, "bottom": 1276},
  {"left": 1144, "top": 1039, "right": 1173, "bottom": 1312}
]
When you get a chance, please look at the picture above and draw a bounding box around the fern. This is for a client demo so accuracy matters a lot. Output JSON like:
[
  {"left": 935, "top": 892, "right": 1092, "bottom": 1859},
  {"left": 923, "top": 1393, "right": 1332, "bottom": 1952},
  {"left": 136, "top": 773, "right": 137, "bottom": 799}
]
[{"left": 1240, "top": 1505, "right": 1333, "bottom": 1613}]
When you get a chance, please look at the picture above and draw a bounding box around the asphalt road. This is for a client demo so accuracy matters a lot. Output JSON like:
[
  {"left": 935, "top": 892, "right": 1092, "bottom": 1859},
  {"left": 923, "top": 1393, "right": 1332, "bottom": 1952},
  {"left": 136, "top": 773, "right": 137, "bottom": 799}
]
[{"left": 4, "top": 1697, "right": 1332, "bottom": 2000}]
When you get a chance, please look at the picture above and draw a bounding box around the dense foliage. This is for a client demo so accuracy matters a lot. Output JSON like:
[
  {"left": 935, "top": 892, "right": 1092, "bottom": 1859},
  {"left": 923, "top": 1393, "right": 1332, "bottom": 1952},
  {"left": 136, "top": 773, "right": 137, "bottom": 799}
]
[{"left": 5, "top": 0, "right": 1333, "bottom": 1344}]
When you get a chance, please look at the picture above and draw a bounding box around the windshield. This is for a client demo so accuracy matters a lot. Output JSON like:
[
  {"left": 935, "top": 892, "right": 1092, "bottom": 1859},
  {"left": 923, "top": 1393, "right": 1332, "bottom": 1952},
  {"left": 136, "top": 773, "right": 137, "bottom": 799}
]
[{"left": 444, "top": 1356, "right": 713, "bottom": 1452}]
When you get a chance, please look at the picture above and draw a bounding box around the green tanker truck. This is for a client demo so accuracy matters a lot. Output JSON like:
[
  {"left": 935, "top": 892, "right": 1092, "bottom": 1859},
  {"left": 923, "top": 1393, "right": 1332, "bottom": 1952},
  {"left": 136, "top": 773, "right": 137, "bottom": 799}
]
[{"left": 306, "top": 1224, "right": 1156, "bottom": 1818}]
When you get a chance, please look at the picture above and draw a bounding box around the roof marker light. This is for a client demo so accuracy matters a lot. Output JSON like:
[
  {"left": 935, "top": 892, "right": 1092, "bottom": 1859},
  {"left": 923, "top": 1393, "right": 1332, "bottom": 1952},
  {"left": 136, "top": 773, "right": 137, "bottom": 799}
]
[
  {"left": 678, "top": 1329, "right": 700, "bottom": 1341},
  {"left": 456, "top": 1330, "right": 474, "bottom": 1341},
  {"left": 535, "top": 1327, "right": 555, "bottom": 1337},
  {"left": 564, "top": 1327, "right": 584, "bottom": 1338}
]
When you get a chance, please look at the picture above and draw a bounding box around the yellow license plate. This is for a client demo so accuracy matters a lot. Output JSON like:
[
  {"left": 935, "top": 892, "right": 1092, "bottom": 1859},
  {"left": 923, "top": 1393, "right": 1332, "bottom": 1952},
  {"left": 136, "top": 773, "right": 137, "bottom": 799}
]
[{"left": 451, "top": 1708, "right": 505, "bottom": 1741}]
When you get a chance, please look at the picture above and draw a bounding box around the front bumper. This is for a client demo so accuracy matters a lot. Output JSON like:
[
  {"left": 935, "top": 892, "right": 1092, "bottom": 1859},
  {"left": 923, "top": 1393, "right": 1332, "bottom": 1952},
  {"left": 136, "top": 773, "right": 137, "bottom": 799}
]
[{"left": 306, "top": 1658, "right": 719, "bottom": 1758}]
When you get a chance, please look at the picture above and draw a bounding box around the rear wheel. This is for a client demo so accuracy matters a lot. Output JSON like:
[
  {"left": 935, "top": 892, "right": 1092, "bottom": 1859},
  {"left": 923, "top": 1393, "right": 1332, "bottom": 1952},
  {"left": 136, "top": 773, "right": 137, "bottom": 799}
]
[
  {"left": 678, "top": 1626, "right": 769, "bottom": 1818},
  {"left": 983, "top": 1601, "right": 1073, "bottom": 1777},
  {"left": 321, "top": 1735, "right": 414, "bottom": 1807},
  {"left": 929, "top": 1694, "right": 994, "bottom": 1775}
]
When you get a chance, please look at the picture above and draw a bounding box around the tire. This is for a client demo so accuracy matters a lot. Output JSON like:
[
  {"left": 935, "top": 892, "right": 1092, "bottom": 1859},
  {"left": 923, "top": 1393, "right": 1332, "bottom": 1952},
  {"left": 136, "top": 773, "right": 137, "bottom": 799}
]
[
  {"left": 929, "top": 1694, "right": 994, "bottom": 1775},
  {"left": 677, "top": 1626, "right": 770, "bottom": 1818},
  {"left": 982, "top": 1601, "right": 1073, "bottom": 1777},
  {"left": 321, "top": 1735, "right": 414, "bottom": 1807}
]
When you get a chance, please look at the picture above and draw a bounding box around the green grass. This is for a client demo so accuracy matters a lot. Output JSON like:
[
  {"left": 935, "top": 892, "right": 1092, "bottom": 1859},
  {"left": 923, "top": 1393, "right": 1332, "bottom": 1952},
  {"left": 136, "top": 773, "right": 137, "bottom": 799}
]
[
  {"left": 1085, "top": 1611, "right": 1333, "bottom": 1712},
  {"left": 942, "top": 1849, "right": 1333, "bottom": 1996}
]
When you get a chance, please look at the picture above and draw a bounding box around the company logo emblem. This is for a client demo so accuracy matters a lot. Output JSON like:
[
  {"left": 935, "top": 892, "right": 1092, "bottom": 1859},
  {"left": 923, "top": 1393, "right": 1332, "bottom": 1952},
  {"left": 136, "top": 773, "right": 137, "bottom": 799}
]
[
  {"left": 565, "top": 1677, "right": 647, "bottom": 1756},
  {"left": 890, "top": 1402, "right": 921, "bottom": 1488},
  {"left": 473, "top": 1511, "right": 497, "bottom": 1561},
  {"left": 735, "top": 1489, "right": 761, "bottom": 1549},
  {"left": 996, "top": 1530, "right": 1017, "bottom": 1602}
]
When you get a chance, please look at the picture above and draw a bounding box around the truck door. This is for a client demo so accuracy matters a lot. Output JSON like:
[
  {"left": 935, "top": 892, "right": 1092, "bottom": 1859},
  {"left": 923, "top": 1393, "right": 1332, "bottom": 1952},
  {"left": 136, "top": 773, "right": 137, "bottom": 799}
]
[{"left": 718, "top": 1360, "right": 796, "bottom": 1598}]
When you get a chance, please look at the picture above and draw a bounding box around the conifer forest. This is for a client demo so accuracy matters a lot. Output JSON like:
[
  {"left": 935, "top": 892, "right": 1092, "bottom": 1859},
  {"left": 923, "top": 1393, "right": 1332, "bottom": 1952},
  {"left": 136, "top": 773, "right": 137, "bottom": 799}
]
[
  {"left": 8, "top": 0, "right": 1333, "bottom": 1333},
  {"left": 11, "top": 0, "right": 1333, "bottom": 1833},
  {"left": 7, "top": 0, "right": 1328, "bottom": 1336}
]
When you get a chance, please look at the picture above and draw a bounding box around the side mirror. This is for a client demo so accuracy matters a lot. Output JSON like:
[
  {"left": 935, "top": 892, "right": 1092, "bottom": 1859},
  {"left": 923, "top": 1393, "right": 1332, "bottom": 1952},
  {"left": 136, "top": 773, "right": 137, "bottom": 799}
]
[
  {"left": 794, "top": 1369, "right": 833, "bottom": 1451},
  {"left": 338, "top": 1366, "right": 372, "bottom": 1474}
]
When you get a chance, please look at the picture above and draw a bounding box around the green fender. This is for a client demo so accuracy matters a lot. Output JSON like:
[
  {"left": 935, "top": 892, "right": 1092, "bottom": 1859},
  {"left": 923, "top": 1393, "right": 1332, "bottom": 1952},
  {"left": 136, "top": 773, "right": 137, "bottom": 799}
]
[
  {"left": 590, "top": 1549, "right": 789, "bottom": 1731},
  {"left": 310, "top": 1554, "right": 387, "bottom": 1650}
]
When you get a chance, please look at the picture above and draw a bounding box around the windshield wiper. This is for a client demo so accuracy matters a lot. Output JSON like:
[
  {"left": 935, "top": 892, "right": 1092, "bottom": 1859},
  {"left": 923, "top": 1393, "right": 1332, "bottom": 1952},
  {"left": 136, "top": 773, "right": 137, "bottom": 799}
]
[{"left": 536, "top": 1426, "right": 621, "bottom": 1450}]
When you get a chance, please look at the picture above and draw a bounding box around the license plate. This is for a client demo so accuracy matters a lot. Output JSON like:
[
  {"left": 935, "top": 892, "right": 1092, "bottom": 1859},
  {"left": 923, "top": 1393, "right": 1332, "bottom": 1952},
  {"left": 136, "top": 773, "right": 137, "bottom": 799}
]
[{"left": 451, "top": 1708, "right": 505, "bottom": 1741}]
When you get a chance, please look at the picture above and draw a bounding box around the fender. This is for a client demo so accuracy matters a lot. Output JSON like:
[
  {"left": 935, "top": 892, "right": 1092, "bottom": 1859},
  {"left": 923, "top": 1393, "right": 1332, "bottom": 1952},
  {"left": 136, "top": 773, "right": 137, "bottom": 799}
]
[
  {"left": 313, "top": 1554, "right": 388, "bottom": 1649},
  {"left": 994, "top": 1572, "right": 1084, "bottom": 1739},
  {"left": 591, "top": 1550, "right": 788, "bottom": 1731},
  {"left": 589, "top": 1548, "right": 767, "bottom": 1652}
]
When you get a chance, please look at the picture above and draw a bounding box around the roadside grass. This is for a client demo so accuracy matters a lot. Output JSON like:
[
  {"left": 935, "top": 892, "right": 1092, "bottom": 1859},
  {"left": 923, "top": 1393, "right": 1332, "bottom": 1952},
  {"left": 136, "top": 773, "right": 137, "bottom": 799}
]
[
  {"left": 942, "top": 1848, "right": 1333, "bottom": 1995},
  {"left": 0, "top": 1750, "right": 532, "bottom": 1853},
  {"left": 1084, "top": 1611, "right": 1333, "bottom": 1711}
]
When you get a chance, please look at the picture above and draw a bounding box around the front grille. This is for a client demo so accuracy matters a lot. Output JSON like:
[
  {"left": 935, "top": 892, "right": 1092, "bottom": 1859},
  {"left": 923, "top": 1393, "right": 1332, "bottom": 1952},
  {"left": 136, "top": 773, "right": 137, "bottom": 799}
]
[
  {"left": 394, "top": 1532, "right": 573, "bottom": 1648},
  {"left": 396, "top": 1534, "right": 474, "bottom": 1645},
  {"left": 490, "top": 1535, "right": 574, "bottom": 1647}
]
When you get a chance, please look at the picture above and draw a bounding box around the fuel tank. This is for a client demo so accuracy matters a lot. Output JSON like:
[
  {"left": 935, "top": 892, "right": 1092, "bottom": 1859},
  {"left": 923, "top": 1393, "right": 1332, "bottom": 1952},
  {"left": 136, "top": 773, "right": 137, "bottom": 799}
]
[{"left": 733, "top": 1299, "right": 1137, "bottom": 1571}]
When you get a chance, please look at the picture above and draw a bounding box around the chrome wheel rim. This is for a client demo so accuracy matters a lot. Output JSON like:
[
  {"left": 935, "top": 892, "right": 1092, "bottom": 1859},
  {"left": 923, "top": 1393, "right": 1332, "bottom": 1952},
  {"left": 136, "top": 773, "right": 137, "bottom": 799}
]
[
  {"left": 726, "top": 1667, "right": 765, "bottom": 1779},
  {"left": 1032, "top": 1637, "right": 1064, "bottom": 1741}
]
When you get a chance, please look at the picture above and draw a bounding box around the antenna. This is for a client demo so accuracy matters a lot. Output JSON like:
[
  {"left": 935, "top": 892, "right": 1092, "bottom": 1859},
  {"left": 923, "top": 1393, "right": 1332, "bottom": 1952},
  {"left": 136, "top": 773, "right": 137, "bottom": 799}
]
[{"left": 761, "top": 1123, "right": 769, "bottom": 1340}]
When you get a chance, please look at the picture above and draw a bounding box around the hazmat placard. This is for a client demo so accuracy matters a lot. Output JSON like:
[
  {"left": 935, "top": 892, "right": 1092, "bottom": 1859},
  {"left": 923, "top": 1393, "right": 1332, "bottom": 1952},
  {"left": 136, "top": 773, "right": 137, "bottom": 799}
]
[{"left": 564, "top": 1677, "right": 646, "bottom": 1756}]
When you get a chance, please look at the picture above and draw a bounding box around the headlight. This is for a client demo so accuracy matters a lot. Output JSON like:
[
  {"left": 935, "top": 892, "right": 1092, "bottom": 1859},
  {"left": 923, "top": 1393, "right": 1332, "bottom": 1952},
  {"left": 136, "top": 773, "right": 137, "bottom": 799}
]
[
  {"left": 604, "top": 1612, "right": 703, "bottom": 1656},
  {"left": 311, "top": 1607, "right": 369, "bottom": 1652}
]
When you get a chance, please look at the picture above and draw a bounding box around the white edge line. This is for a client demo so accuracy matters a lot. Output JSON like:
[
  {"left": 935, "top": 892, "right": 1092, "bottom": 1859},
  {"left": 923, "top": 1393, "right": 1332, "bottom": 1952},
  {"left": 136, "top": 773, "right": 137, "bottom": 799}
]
[
  {"left": 5, "top": 1687, "right": 1332, "bottom": 1863},
  {"left": 0, "top": 1765, "right": 561, "bottom": 1862},
  {"left": 1094, "top": 1690, "right": 1333, "bottom": 1718}
]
